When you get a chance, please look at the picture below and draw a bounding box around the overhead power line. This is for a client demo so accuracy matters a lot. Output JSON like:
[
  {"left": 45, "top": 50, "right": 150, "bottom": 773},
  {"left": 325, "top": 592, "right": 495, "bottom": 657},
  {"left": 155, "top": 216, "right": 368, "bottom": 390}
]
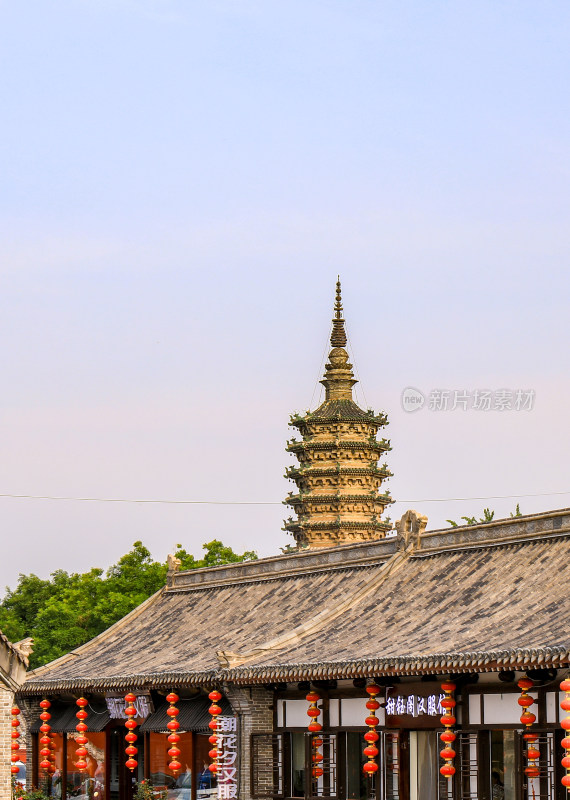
[{"left": 0, "top": 490, "right": 569, "bottom": 505}]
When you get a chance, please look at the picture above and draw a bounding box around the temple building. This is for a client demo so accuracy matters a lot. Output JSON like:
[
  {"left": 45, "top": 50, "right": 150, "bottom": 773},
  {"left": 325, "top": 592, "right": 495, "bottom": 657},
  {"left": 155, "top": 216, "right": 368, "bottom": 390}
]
[{"left": 14, "top": 282, "right": 570, "bottom": 800}]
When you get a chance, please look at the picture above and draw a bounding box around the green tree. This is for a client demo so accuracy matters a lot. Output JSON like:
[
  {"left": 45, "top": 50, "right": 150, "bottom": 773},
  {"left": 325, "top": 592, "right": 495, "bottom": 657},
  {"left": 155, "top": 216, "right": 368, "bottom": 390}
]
[
  {"left": 446, "top": 505, "right": 520, "bottom": 528},
  {"left": 0, "top": 539, "right": 256, "bottom": 669}
]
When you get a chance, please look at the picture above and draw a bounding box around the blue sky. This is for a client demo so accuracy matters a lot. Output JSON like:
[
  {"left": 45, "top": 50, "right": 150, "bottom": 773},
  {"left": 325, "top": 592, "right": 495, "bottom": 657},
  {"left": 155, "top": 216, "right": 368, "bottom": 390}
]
[{"left": 0, "top": 1, "right": 569, "bottom": 589}]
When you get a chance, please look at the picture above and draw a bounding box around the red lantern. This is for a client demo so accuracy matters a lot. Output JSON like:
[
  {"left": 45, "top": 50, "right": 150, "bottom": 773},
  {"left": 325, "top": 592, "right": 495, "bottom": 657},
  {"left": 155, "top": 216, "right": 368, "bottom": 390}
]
[
  {"left": 39, "top": 700, "right": 51, "bottom": 772},
  {"left": 561, "top": 677, "right": 570, "bottom": 791},
  {"left": 362, "top": 683, "right": 381, "bottom": 776},
  {"left": 518, "top": 677, "right": 538, "bottom": 783},
  {"left": 439, "top": 681, "right": 456, "bottom": 780},
  {"left": 167, "top": 691, "right": 181, "bottom": 775},
  {"left": 74, "top": 697, "right": 89, "bottom": 771},
  {"left": 124, "top": 693, "right": 138, "bottom": 772},
  {"left": 208, "top": 689, "right": 222, "bottom": 779},
  {"left": 10, "top": 706, "right": 20, "bottom": 770},
  {"left": 307, "top": 691, "right": 323, "bottom": 787}
]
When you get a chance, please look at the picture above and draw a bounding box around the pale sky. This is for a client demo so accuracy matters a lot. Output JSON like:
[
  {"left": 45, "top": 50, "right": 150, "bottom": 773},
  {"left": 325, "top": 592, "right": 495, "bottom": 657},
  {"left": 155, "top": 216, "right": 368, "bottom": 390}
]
[{"left": 1, "top": 1, "right": 569, "bottom": 590}]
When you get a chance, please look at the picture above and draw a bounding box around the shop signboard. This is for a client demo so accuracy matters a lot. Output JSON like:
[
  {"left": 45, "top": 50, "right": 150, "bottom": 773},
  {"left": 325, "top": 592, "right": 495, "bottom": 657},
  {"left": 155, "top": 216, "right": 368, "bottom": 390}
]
[
  {"left": 385, "top": 684, "right": 446, "bottom": 728},
  {"left": 105, "top": 692, "right": 153, "bottom": 721},
  {"left": 216, "top": 715, "right": 238, "bottom": 800}
]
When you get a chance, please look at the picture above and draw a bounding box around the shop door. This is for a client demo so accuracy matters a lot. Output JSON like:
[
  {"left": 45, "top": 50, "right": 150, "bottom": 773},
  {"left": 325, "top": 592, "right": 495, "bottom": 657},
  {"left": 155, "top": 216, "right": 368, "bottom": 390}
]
[
  {"left": 305, "top": 732, "right": 339, "bottom": 800},
  {"left": 381, "top": 731, "right": 401, "bottom": 800},
  {"left": 109, "top": 728, "right": 144, "bottom": 800},
  {"left": 408, "top": 731, "right": 439, "bottom": 800},
  {"left": 516, "top": 729, "right": 558, "bottom": 800},
  {"left": 453, "top": 731, "right": 480, "bottom": 800}
]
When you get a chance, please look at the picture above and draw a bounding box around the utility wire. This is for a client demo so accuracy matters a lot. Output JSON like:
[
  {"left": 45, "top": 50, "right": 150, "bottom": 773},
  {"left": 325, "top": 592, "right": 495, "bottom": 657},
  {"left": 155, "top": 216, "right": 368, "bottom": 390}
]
[{"left": 0, "top": 490, "right": 569, "bottom": 505}]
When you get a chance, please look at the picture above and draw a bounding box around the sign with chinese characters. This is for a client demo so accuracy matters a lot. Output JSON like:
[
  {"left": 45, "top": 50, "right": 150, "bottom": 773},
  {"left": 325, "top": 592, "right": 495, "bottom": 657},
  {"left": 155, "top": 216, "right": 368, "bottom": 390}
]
[
  {"left": 385, "top": 691, "right": 445, "bottom": 719},
  {"left": 105, "top": 694, "right": 153, "bottom": 720},
  {"left": 217, "top": 715, "right": 238, "bottom": 800}
]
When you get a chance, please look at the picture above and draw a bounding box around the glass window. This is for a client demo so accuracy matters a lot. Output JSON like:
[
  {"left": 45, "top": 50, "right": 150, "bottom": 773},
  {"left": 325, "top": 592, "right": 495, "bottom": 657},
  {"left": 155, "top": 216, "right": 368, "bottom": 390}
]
[
  {"left": 67, "top": 731, "right": 106, "bottom": 800},
  {"left": 196, "top": 734, "right": 217, "bottom": 800},
  {"left": 410, "top": 731, "right": 437, "bottom": 800},
  {"left": 345, "top": 732, "right": 368, "bottom": 800},
  {"left": 46, "top": 733, "right": 64, "bottom": 798},
  {"left": 490, "top": 730, "right": 515, "bottom": 800},
  {"left": 384, "top": 732, "right": 400, "bottom": 800},
  {"left": 290, "top": 732, "right": 305, "bottom": 798},
  {"left": 149, "top": 732, "right": 192, "bottom": 800}
]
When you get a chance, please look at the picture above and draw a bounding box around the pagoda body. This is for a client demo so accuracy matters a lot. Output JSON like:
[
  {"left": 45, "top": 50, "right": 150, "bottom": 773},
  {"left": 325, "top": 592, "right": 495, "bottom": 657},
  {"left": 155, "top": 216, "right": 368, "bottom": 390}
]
[{"left": 284, "top": 281, "right": 392, "bottom": 548}]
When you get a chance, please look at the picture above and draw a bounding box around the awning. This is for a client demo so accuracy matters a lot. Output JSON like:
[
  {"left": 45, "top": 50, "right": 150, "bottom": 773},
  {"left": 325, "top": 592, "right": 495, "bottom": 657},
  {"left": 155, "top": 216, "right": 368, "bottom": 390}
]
[
  {"left": 30, "top": 704, "right": 110, "bottom": 733},
  {"left": 140, "top": 697, "right": 233, "bottom": 733}
]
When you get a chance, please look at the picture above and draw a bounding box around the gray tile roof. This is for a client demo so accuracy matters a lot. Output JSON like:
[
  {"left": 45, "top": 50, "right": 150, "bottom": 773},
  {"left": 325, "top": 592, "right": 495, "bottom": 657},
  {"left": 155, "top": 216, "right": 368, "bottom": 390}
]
[{"left": 21, "top": 509, "right": 570, "bottom": 694}]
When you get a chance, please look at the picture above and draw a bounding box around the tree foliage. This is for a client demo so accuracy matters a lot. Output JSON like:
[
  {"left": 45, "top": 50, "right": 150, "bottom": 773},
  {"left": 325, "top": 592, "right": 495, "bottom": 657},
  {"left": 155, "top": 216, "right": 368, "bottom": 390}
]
[
  {"left": 0, "top": 540, "right": 256, "bottom": 669},
  {"left": 446, "top": 505, "right": 522, "bottom": 527}
]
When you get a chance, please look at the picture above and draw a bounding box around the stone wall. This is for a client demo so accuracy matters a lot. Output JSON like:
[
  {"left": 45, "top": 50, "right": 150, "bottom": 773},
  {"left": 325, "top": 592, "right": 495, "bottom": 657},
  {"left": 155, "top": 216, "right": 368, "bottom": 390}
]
[
  {"left": 0, "top": 683, "right": 14, "bottom": 800},
  {"left": 224, "top": 685, "right": 274, "bottom": 800}
]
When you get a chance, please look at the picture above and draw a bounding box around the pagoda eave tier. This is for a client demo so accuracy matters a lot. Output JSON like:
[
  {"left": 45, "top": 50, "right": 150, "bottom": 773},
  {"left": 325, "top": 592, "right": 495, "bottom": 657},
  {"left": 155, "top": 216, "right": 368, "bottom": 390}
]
[
  {"left": 285, "top": 466, "right": 392, "bottom": 479},
  {"left": 286, "top": 439, "right": 391, "bottom": 454},
  {"left": 283, "top": 520, "right": 392, "bottom": 533},
  {"left": 285, "top": 493, "right": 393, "bottom": 505},
  {"left": 289, "top": 399, "right": 388, "bottom": 427}
]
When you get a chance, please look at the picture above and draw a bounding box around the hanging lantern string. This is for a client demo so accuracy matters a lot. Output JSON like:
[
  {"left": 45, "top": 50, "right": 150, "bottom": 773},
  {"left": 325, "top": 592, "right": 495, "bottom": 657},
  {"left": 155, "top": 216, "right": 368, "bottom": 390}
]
[
  {"left": 10, "top": 705, "right": 21, "bottom": 777},
  {"left": 518, "top": 677, "right": 539, "bottom": 784},
  {"left": 124, "top": 693, "right": 139, "bottom": 772},
  {"left": 208, "top": 690, "right": 223, "bottom": 778},
  {"left": 306, "top": 691, "right": 323, "bottom": 782},
  {"left": 560, "top": 677, "right": 570, "bottom": 791},
  {"left": 166, "top": 692, "right": 182, "bottom": 774},
  {"left": 439, "top": 682, "right": 456, "bottom": 780},
  {"left": 363, "top": 684, "right": 381, "bottom": 777},
  {"left": 75, "top": 697, "right": 89, "bottom": 773},
  {"left": 39, "top": 700, "right": 52, "bottom": 774}
]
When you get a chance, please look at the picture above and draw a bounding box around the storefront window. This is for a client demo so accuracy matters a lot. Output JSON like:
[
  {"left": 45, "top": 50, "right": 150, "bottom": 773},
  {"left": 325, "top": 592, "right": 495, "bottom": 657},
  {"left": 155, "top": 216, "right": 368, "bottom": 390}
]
[
  {"left": 195, "top": 734, "right": 216, "bottom": 799},
  {"left": 410, "top": 731, "right": 437, "bottom": 800},
  {"left": 384, "top": 732, "right": 400, "bottom": 800},
  {"left": 490, "top": 730, "right": 515, "bottom": 800},
  {"left": 346, "top": 732, "right": 367, "bottom": 800},
  {"left": 67, "top": 731, "right": 106, "bottom": 799},
  {"left": 291, "top": 732, "right": 305, "bottom": 798},
  {"left": 46, "top": 733, "right": 64, "bottom": 798},
  {"left": 149, "top": 732, "right": 192, "bottom": 799}
]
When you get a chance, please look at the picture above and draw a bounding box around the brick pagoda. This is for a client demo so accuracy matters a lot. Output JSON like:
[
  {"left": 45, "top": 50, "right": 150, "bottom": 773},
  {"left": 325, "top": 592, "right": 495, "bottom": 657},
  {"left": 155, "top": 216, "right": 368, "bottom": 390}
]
[{"left": 284, "top": 280, "right": 393, "bottom": 548}]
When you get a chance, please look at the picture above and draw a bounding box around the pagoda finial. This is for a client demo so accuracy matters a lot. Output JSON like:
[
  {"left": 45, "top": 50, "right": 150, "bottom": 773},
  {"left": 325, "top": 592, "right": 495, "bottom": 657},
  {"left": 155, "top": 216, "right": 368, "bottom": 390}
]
[
  {"left": 319, "top": 278, "right": 356, "bottom": 401},
  {"left": 330, "top": 277, "right": 347, "bottom": 348}
]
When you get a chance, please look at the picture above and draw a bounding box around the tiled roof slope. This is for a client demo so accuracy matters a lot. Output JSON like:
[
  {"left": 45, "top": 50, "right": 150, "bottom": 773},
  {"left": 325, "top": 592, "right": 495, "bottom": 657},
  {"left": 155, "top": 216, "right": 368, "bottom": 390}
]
[
  {"left": 0, "top": 629, "right": 29, "bottom": 691},
  {"left": 22, "top": 509, "right": 570, "bottom": 694}
]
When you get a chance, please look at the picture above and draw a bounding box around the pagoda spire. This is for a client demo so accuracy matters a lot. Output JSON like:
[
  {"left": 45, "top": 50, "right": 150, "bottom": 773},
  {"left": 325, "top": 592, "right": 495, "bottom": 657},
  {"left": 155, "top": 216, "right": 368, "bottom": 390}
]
[
  {"left": 330, "top": 277, "right": 347, "bottom": 347},
  {"left": 320, "top": 278, "right": 357, "bottom": 401}
]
